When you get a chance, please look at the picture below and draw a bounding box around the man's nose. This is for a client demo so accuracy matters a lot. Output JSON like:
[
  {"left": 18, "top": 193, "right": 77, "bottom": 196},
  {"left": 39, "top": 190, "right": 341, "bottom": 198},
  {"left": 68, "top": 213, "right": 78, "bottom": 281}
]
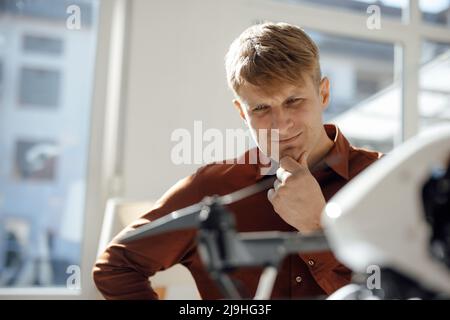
[{"left": 271, "top": 108, "right": 293, "bottom": 135}]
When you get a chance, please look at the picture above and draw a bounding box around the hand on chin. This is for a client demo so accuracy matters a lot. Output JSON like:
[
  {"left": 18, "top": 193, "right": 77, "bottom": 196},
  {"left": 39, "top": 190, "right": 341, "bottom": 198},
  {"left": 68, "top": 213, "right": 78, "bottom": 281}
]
[{"left": 280, "top": 148, "right": 303, "bottom": 163}]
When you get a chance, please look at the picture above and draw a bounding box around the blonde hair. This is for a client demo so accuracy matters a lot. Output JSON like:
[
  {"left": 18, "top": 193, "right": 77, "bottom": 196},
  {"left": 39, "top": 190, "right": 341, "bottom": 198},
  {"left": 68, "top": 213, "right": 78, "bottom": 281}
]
[{"left": 225, "top": 22, "right": 322, "bottom": 95}]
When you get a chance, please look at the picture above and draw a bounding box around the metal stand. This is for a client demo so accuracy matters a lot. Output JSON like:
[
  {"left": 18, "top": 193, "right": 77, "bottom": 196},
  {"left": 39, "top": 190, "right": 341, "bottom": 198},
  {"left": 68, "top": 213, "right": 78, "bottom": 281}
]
[
  {"left": 195, "top": 197, "right": 329, "bottom": 299},
  {"left": 120, "top": 178, "right": 329, "bottom": 300}
]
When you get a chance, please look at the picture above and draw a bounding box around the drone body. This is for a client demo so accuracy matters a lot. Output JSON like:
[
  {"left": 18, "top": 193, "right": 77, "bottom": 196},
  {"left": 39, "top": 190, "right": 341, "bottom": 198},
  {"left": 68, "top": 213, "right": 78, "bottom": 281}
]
[{"left": 322, "top": 125, "right": 450, "bottom": 297}]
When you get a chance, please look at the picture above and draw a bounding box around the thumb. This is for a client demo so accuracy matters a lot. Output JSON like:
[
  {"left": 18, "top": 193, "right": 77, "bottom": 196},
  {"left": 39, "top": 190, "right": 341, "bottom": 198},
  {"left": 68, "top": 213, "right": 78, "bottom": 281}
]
[{"left": 299, "top": 151, "right": 309, "bottom": 169}]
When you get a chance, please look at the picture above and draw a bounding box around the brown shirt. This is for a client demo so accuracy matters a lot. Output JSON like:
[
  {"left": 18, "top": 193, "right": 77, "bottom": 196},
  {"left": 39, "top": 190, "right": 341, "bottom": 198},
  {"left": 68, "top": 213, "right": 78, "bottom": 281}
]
[{"left": 93, "top": 124, "right": 382, "bottom": 300}]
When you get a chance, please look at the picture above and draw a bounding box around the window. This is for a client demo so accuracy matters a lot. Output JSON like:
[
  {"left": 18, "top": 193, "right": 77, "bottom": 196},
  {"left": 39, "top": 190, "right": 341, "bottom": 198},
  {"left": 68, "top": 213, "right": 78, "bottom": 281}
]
[
  {"left": 0, "top": 60, "right": 3, "bottom": 99},
  {"left": 305, "top": 30, "right": 400, "bottom": 153},
  {"left": 420, "top": 41, "right": 450, "bottom": 130},
  {"left": 261, "top": 0, "right": 450, "bottom": 146},
  {"left": 23, "top": 34, "right": 63, "bottom": 56},
  {"left": 274, "top": 0, "right": 409, "bottom": 20},
  {"left": 0, "top": 217, "right": 31, "bottom": 286},
  {"left": 19, "top": 67, "right": 61, "bottom": 108},
  {"left": 0, "top": 0, "right": 100, "bottom": 290},
  {"left": 420, "top": 0, "right": 450, "bottom": 27},
  {"left": 13, "top": 139, "right": 58, "bottom": 181}
]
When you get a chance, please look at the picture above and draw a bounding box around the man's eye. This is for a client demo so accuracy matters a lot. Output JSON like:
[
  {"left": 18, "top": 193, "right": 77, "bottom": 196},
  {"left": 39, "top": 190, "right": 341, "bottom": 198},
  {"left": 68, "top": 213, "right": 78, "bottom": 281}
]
[
  {"left": 287, "top": 98, "right": 303, "bottom": 105},
  {"left": 253, "top": 105, "right": 269, "bottom": 112}
]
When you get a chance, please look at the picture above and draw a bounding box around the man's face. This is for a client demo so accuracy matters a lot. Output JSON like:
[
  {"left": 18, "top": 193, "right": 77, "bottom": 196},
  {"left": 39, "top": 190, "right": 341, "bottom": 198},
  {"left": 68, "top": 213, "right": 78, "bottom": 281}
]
[{"left": 234, "top": 75, "right": 330, "bottom": 163}]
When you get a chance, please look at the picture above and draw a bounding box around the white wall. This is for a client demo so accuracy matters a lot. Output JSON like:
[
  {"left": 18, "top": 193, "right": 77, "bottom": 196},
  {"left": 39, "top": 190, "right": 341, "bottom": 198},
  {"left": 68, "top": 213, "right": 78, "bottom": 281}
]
[{"left": 122, "top": 0, "right": 255, "bottom": 200}]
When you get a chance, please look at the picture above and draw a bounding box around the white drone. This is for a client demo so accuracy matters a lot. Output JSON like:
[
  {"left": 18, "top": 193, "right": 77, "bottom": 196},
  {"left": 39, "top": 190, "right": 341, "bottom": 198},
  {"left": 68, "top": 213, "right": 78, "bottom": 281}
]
[{"left": 323, "top": 125, "right": 450, "bottom": 299}]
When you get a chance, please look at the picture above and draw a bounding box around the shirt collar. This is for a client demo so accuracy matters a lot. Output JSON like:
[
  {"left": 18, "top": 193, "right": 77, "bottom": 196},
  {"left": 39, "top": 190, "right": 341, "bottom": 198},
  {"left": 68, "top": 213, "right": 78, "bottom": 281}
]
[
  {"left": 254, "top": 124, "right": 350, "bottom": 181},
  {"left": 323, "top": 124, "right": 350, "bottom": 180}
]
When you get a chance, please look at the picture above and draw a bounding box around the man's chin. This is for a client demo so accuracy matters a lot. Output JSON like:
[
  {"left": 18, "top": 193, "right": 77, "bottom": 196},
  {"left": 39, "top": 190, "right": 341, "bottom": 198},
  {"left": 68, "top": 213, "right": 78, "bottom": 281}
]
[{"left": 262, "top": 147, "right": 302, "bottom": 162}]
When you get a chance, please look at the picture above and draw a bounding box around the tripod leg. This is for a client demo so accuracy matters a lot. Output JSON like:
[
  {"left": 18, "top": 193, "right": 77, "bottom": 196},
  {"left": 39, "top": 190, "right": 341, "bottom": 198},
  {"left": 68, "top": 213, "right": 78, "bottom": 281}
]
[
  {"left": 254, "top": 266, "right": 278, "bottom": 300},
  {"left": 210, "top": 271, "right": 242, "bottom": 300}
]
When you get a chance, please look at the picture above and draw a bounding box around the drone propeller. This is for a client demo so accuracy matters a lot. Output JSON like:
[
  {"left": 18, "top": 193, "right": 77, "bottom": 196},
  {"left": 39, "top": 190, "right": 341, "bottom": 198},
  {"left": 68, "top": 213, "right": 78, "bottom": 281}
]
[{"left": 119, "top": 176, "right": 277, "bottom": 242}]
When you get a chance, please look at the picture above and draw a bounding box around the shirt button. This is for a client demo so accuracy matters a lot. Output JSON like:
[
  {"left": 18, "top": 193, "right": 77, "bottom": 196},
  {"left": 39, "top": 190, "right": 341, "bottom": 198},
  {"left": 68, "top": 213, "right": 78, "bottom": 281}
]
[
  {"left": 295, "top": 276, "right": 302, "bottom": 283},
  {"left": 308, "top": 259, "right": 315, "bottom": 267}
]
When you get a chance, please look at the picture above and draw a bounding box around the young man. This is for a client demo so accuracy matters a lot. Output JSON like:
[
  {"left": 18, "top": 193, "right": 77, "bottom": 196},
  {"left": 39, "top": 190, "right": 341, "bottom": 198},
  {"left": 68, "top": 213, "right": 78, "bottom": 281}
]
[{"left": 93, "top": 22, "right": 382, "bottom": 299}]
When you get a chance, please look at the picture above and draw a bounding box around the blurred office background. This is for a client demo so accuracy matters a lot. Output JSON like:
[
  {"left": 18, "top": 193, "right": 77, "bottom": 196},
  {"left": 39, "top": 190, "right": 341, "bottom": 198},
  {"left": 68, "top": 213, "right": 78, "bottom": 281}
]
[{"left": 0, "top": 0, "right": 449, "bottom": 299}]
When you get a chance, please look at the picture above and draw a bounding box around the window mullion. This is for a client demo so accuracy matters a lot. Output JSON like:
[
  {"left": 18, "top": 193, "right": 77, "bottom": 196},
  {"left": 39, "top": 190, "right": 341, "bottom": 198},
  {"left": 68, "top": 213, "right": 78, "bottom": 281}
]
[{"left": 401, "top": 0, "right": 421, "bottom": 142}]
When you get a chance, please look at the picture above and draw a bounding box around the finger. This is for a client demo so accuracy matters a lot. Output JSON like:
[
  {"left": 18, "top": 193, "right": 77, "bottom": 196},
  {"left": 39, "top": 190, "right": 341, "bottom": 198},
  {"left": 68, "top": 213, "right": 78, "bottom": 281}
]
[
  {"left": 276, "top": 167, "right": 291, "bottom": 183},
  {"left": 279, "top": 156, "right": 301, "bottom": 172},
  {"left": 267, "top": 188, "right": 275, "bottom": 202},
  {"left": 299, "top": 151, "right": 309, "bottom": 169},
  {"left": 274, "top": 179, "right": 281, "bottom": 191}
]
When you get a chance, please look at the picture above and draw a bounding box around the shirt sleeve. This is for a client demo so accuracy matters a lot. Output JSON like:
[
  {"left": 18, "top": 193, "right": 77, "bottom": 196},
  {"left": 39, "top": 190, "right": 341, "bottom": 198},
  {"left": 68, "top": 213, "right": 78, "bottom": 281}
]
[
  {"left": 299, "top": 251, "right": 352, "bottom": 295},
  {"left": 92, "top": 169, "right": 206, "bottom": 300}
]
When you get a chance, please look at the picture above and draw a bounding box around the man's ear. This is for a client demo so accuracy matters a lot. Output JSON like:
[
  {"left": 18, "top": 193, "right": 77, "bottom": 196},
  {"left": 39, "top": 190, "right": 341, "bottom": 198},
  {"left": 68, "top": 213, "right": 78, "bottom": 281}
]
[
  {"left": 233, "top": 99, "right": 247, "bottom": 122},
  {"left": 319, "top": 77, "right": 330, "bottom": 110}
]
